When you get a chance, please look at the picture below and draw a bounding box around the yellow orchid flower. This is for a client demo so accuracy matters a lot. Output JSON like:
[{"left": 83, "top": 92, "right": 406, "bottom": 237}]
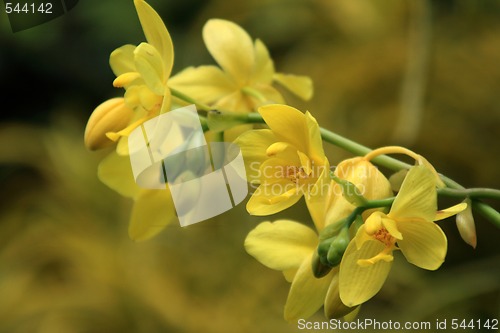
[
  {"left": 325, "top": 157, "right": 393, "bottom": 228},
  {"left": 245, "top": 220, "right": 355, "bottom": 321},
  {"left": 234, "top": 104, "right": 329, "bottom": 223},
  {"left": 244, "top": 157, "right": 395, "bottom": 320},
  {"left": 84, "top": 98, "right": 135, "bottom": 150},
  {"left": 84, "top": 0, "right": 174, "bottom": 152},
  {"left": 98, "top": 151, "right": 176, "bottom": 241},
  {"left": 338, "top": 166, "right": 466, "bottom": 307},
  {"left": 168, "top": 19, "right": 313, "bottom": 113}
]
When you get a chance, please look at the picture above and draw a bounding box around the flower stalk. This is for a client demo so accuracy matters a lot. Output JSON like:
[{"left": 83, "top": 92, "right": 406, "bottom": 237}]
[{"left": 186, "top": 109, "right": 499, "bottom": 227}]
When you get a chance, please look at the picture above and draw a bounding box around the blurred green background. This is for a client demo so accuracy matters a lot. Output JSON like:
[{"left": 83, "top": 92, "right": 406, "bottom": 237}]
[{"left": 0, "top": 0, "right": 499, "bottom": 332}]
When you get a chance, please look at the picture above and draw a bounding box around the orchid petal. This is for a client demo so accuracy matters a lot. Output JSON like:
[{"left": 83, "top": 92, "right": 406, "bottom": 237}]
[
  {"left": 244, "top": 220, "right": 318, "bottom": 271},
  {"left": 129, "top": 188, "right": 176, "bottom": 241},
  {"left": 381, "top": 217, "right": 403, "bottom": 240},
  {"left": 297, "top": 151, "right": 312, "bottom": 175},
  {"left": 266, "top": 142, "right": 291, "bottom": 156},
  {"left": 273, "top": 73, "right": 313, "bottom": 101},
  {"left": 258, "top": 104, "right": 309, "bottom": 153},
  {"left": 168, "top": 66, "right": 236, "bottom": 104},
  {"left": 259, "top": 157, "right": 301, "bottom": 184},
  {"left": 106, "top": 117, "right": 148, "bottom": 142},
  {"left": 253, "top": 84, "right": 285, "bottom": 105},
  {"left": 214, "top": 90, "right": 251, "bottom": 113},
  {"left": 435, "top": 202, "right": 467, "bottom": 221},
  {"left": 390, "top": 166, "right": 437, "bottom": 222},
  {"left": 203, "top": 19, "right": 254, "bottom": 85},
  {"left": 339, "top": 239, "right": 392, "bottom": 307},
  {"left": 283, "top": 269, "right": 298, "bottom": 282},
  {"left": 397, "top": 219, "right": 447, "bottom": 270},
  {"left": 247, "top": 181, "right": 302, "bottom": 216},
  {"left": 284, "top": 254, "right": 334, "bottom": 321},
  {"left": 304, "top": 111, "right": 324, "bottom": 160},
  {"left": 252, "top": 39, "right": 274, "bottom": 84},
  {"left": 113, "top": 72, "right": 142, "bottom": 88},
  {"left": 97, "top": 151, "right": 141, "bottom": 198},
  {"left": 110, "top": 44, "right": 136, "bottom": 76},
  {"left": 134, "top": 42, "right": 165, "bottom": 96},
  {"left": 234, "top": 129, "right": 278, "bottom": 183},
  {"left": 134, "top": 0, "right": 174, "bottom": 79},
  {"left": 324, "top": 268, "right": 357, "bottom": 319}
]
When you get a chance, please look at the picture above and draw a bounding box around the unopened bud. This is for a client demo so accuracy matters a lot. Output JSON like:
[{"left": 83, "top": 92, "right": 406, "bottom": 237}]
[
  {"left": 317, "top": 227, "right": 350, "bottom": 268},
  {"left": 326, "top": 227, "right": 350, "bottom": 267},
  {"left": 320, "top": 217, "right": 349, "bottom": 241},
  {"left": 456, "top": 199, "right": 477, "bottom": 248},
  {"left": 324, "top": 271, "right": 357, "bottom": 319},
  {"left": 312, "top": 250, "right": 333, "bottom": 278},
  {"left": 84, "top": 98, "right": 134, "bottom": 150}
]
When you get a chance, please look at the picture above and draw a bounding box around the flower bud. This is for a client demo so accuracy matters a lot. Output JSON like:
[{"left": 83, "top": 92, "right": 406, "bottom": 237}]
[
  {"left": 84, "top": 98, "right": 134, "bottom": 150},
  {"left": 312, "top": 250, "right": 333, "bottom": 278},
  {"left": 326, "top": 157, "right": 392, "bottom": 226},
  {"left": 326, "top": 227, "right": 350, "bottom": 267},
  {"left": 317, "top": 226, "right": 350, "bottom": 268},
  {"left": 456, "top": 199, "right": 477, "bottom": 248}
]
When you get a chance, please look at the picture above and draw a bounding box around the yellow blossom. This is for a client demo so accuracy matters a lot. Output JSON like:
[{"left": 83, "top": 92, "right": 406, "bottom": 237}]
[
  {"left": 244, "top": 156, "right": 395, "bottom": 320},
  {"left": 325, "top": 157, "right": 393, "bottom": 228},
  {"left": 84, "top": 98, "right": 134, "bottom": 150},
  {"left": 235, "top": 104, "right": 329, "bottom": 222},
  {"left": 339, "top": 166, "right": 466, "bottom": 307},
  {"left": 245, "top": 220, "right": 355, "bottom": 321},
  {"left": 168, "top": 19, "right": 313, "bottom": 113},
  {"left": 84, "top": 0, "right": 174, "bottom": 153},
  {"left": 98, "top": 151, "right": 176, "bottom": 241}
]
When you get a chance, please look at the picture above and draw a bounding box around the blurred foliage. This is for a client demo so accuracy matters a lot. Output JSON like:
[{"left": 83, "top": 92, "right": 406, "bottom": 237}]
[{"left": 0, "top": 0, "right": 499, "bottom": 332}]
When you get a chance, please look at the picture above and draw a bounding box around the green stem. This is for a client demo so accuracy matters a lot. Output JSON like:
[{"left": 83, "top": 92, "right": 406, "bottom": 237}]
[
  {"left": 199, "top": 115, "right": 209, "bottom": 132},
  {"left": 246, "top": 112, "right": 500, "bottom": 225},
  {"left": 438, "top": 188, "right": 500, "bottom": 200},
  {"left": 245, "top": 113, "right": 413, "bottom": 170},
  {"left": 168, "top": 95, "right": 500, "bottom": 228},
  {"left": 472, "top": 201, "right": 500, "bottom": 229},
  {"left": 364, "top": 197, "right": 396, "bottom": 209},
  {"left": 346, "top": 197, "right": 395, "bottom": 227},
  {"left": 170, "top": 88, "right": 212, "bottom": 112},
  {"left": 237, "top": 114, "right": 494, "bottom": 193}
]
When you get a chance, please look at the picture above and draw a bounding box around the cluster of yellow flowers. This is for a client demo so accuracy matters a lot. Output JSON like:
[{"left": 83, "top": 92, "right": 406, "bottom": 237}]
[
  {"left": 84, "top": 0, "right": 483, "bottom": 321},
  {"left": 243, "top": 130, "right": 467, "bottom": 319}
]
